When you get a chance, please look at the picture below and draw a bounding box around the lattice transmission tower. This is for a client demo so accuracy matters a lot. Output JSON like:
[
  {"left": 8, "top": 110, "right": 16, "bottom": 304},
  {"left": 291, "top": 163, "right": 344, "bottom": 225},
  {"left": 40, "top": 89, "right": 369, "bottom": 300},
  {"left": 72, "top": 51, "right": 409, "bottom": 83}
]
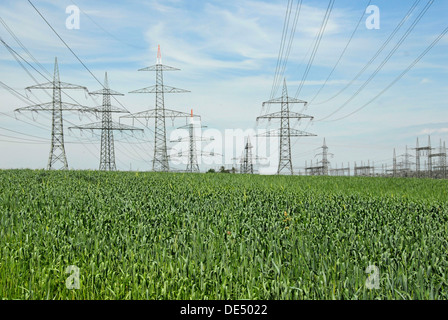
[
  {"left": 305, "top": 138, "right": 333, "bottom": 176},
  {"left": 15, "top": 57, "right": 94, "bottom": 170},
  {"left": 171, "top": 109, "right": 214, "bottom": 173},
  {"left": 69, "top": 72, "right": 143, "bottom": 171},
  {"left": 121, "top": 45, "right": 192, "bottom": 172},
  {"left": 232, "top": 137, "right": 265, "bottom": 174},
  {"left": 414, "top": 136, "right": 433, "bottom": 178},
  {"left": 256, "top": 79, "right": 316, "bottom": 175}
]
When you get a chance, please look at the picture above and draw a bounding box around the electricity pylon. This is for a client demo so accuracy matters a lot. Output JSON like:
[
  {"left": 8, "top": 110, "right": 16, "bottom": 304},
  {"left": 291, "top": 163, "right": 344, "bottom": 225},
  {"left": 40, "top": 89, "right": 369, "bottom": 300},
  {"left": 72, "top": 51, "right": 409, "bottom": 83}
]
[
  {"left": 121, "top": 45, "right": 191, "bottom": 172},
  {"left": 232, "top": 136, "right": 265, "bottom": 174},
  {"left": 315, "top": 138, "right": 333, "bottom": 175},
  {"left": 414, "top": 136, "right": 432, "bottom": 178},
  {"left": 15, "top": 57, "right": 93, "bottom": 170},
  {"left": 170, "top": 110, "right": 214, "bottom": 173},
  {"left": 69, "top": 72, "right": 143, "bottom": 171},
  {"left": 256, "top": 79, "right": 316, "bottom": 175},
  {"left": 399, "top": 145, "right": 414, "bottom": 176},
  {"left": 430, "top": 139, "right": 447, "bottom": 179}
]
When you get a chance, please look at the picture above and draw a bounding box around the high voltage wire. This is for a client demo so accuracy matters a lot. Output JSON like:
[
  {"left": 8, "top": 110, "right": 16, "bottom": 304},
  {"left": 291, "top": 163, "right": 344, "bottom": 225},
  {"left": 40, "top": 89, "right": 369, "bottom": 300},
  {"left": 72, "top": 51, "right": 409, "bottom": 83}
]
[
  {"left": 312, "top": 0, "right": 422, "bottom": 106},
  {"left": 269, "top": 0, "right": 293, "bottom": 101},
  {"left": 0, "top": 125, "right": 48, "bottom": 141},
  {"left": 27, "top": 0, "right": 167, "bottom": 161},
  {"left": 0, "top": 81, "right": 91, "bottom": 136},
  {"left": 289, "top": 21, "right": 447, "bottom": 159},
  {"left": 307, "top": 0, "right": 371, "bottom": 106},
  {"left": 1, "top": 86, "right": 97, "bottom": 147},
  {"left": 327, "top": 24, "right": 448, "bottom": 122},
  {"left": 5, "top": 2, "right": 156, "bottom": 167},
  {"left": 288, "top": 0, "right": 425, "bottom": 150},
  {"left": 0, "top": 43, "right": 104, "bottom": 139},
  {"left": 0, "top": 16, "right": 51, "bottom": 78},
  {"left": 287, "top": 1, "right": 370, "bottom": 142},
  {"left": 69, "top": 0, "right": 146, "bottom": 50},
  {"left": 1, "top": 2, "right": 445, "bottom": 171},
  {"left": 318, "top": 0, "right": 434, "bottom": 121},
  {"left": 259, "top": 0, "right": 303, "bottom": 120},
  {"left": 0, "top": 40, "right": 104, "bottom": 162},
  {"left": 273, "top": 0, "right": 303, "bottom": 100},
  {"left": 258, "top": 0, "right": 329, "bottom": 132},
  {"left": 294, "top": 0, "right": 335, "bottom": 99},
  {"left": 1, "top": 36, "right": 92, "bottom": 114}
]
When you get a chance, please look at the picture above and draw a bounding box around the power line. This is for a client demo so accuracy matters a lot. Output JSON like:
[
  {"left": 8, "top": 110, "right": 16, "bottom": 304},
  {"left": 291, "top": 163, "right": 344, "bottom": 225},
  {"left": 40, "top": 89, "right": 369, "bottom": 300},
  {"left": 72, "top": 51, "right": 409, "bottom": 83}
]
[
  {"left": 0, "top": 16, "right": 52, "bottom": 78},
  {"left": 269, "top": 0, "right": 293, "bottom": 101},
  {"left": 327, "top": 24, "right": 448, "bottom": 122},
  {"left": 0, "top": 40, "right": 104, "bottom": 163},
  {"left": 5, "top": 3, "right": 153, "bottom": 168},
  {"left": 69, "top": 72, "right": 143, "bottom": 171},
  {"left": 273, "top": 0, "right": 303, "bottom": 100},
  {"left": 69, "top": 0, "right": 146, "bottom": 50},
  {"left": 307, "top": 0, "right": 371, "bottom": 105},
  {"left": 27, "top": 0, "right": 162, "bottom": 165},
  {"left": 294, "top": 0, "right": 335, "bottom": 99},
  {"left": 312, "top": 0, "right": 422, "bottom": 106},
  {"left": 318, "top": 0, "right": 434, "bottom": 121},
  {"left": 257, "top": 79, "right": 316, "bottom": 175}
]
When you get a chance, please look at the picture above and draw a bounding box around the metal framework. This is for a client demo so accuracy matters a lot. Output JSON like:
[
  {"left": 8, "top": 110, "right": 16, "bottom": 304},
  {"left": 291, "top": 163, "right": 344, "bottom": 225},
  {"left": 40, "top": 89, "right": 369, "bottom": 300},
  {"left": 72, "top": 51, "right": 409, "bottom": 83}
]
[
  {"left": 69, "top": 72, "right": 142, "bottom": 171},
  {"left": 430, "top": 139, "right": 447, "bottom": 179},
  {"left": 121, "top": 45, "right": 191, "bottom": 172},
  {"left": 257, "top": 79, "right": 316, "bottom": 175},
  {"left": 306, "top": 138, "right": 333, "bottom": 176},
  {"left": 354, "top": 161, "right": 375, "bottom": 177},
  {"left": 170, "top": 110, "right": 214, "bottom": 173},
  {"left": 232, "top": 136, "right": 265, "bottom": 174},
  {"left": 15, "top": 57, "right": 93, "bottom": 170},
  {"left": 414, "top": 137, "right": 433, "bottom": 178},
  {"left": 330, "top": 163, "right": 351, "bottom": 176}
]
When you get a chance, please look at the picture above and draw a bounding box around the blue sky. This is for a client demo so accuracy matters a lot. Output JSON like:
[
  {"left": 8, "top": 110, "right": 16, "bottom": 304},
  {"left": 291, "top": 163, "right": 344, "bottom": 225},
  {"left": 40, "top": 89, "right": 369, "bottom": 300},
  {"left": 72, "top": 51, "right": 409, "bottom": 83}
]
[{"left": 0, "top": 0, "right": 447, "bottom": 172}]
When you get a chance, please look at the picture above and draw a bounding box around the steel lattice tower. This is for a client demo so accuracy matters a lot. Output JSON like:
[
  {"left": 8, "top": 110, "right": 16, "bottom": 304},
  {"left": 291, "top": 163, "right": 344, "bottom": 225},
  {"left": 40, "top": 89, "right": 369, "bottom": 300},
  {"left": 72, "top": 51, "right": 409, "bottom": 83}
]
[
  {"left": 414, "top": 136, "right": 433, "bottom": 177},
  {"left": 232, "top": 137, "right": 265, "bottom": 174},
  {"left": 122, "top": 45, "right": 191, "bottom": 172},
  {"left": 15, "top": 57, "right": 93, "bottom": 170},
  {"left": 241, "top": 137, "right": 254, "bottom": 174},
  {"left": 315, "top": 138, "right": 333, "bottom": 175},
  {"left": 257, "top": 79, "right": 316, "bottom": 175},
  {"left": 69, "top": 72, "right": 142, "bottom": 171},
  {"left": 171, "top": 110, "right": 212, "bottom": 173}
]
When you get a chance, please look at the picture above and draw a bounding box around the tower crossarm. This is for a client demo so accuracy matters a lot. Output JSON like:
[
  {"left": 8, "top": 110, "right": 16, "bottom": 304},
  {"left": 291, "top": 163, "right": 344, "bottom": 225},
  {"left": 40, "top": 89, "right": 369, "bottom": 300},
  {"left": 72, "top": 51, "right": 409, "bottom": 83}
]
[
  {"left": 91, "top": 105, "right": 129, "bottom": 113},
  {"left": 89, "top": 88, "right": 124, "bottom": 96},
  {"left": 69, "top": 121, "right": 143, "bottom": 132},
  {"left": 262, "top": 97, "right": 307, "bottom": 106},
  {"left": 429, "top": 152, "right": 445, "bottom": 158},
  {"left": 121, "top": 109, "right": 200, "bottom": 120},
  {"left": 257, "top": 111, "right": 314, "bottom": 121},
  {"left": 25, "top": 82, "right": 88, "bottom": 91},
  {"left": 173, "top": 151, "right": 221, "bottom": 157},
  {"left": 177, "top": 123, "right": 207, "bottom": 130},
  {"left": 138, "top": 65, "right": 180, "bottom": 72},
  {"left": 257, "top": 129, "right": 317, "bottom": 137},
  {"left": 171, "top": 136, "right": 212, "bottom": 143},
  {"left": 15, "top": 102, "right": 98, "bottom": 113},
  {"left": 129, "top": 85, "right": 190, "bottom": 94}
]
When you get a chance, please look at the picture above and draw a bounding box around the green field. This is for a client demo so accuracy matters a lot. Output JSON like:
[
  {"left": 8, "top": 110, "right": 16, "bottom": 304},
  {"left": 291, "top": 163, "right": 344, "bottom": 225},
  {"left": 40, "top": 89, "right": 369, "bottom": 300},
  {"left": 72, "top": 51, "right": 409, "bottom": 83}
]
[{"left": 0, "top": 169, "right": 447, "bottom": 299}]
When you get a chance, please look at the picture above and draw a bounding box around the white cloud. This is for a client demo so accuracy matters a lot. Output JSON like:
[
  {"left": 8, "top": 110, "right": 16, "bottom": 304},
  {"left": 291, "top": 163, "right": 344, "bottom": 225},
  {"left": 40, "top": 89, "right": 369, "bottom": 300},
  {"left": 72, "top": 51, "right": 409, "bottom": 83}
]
[{"left": 420, "top": 128, "right": 448, "bottom": 135}]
